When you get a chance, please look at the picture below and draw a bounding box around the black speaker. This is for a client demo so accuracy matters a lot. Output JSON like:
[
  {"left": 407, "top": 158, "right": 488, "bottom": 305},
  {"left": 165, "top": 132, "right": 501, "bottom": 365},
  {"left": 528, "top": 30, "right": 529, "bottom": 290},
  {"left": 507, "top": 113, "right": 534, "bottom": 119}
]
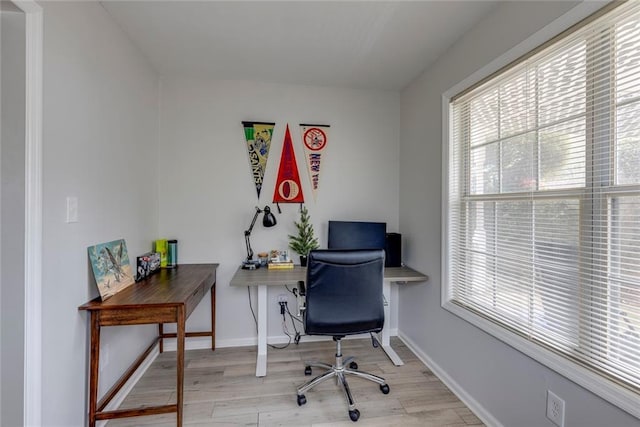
[{"left": 385, "top": 233, "right": 401, "bottom": 267}]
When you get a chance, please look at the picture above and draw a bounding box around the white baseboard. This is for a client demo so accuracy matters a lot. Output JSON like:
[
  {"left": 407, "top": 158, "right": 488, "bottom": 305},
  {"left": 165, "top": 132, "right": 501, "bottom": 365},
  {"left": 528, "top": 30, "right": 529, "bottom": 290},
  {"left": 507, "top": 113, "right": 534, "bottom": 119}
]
[
  {"left": 398, "top": 332, "right": 502, "bottom": 427},
  {"left": 100, "top": 344, "right": 160, "bottom": 426}
]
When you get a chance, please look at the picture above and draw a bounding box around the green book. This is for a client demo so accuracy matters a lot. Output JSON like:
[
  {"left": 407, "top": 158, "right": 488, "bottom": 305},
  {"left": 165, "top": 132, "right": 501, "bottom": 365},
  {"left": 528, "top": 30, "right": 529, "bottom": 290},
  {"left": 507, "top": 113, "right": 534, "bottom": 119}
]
[{"left": 154, "top": 239, "right": 168, "bottom": 268}]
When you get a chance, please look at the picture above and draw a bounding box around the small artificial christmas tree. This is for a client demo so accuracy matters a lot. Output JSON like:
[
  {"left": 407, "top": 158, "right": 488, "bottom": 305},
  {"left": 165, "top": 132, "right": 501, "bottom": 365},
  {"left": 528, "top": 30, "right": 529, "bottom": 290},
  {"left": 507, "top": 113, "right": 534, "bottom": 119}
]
[{"left": 288, "top": 206, "right": 319, "bottom": 266}]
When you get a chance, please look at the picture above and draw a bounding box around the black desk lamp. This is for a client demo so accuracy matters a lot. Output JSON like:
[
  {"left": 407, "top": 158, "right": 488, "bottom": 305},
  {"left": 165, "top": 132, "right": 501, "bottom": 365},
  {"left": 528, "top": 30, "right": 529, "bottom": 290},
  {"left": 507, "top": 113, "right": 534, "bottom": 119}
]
[{"left": 242, "top": 206, "right": 277, "bottom": 269}]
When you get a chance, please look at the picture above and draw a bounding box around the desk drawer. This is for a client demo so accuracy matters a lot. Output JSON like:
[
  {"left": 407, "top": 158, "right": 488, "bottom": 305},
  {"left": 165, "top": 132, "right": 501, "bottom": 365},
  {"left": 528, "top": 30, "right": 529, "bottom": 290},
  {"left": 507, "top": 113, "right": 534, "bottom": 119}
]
[
  {"left": 99, "top": 306, "right": 178, "bottom": 325},
  {"left": 185, "top": 283, "right": 205, "bottom": 317}
]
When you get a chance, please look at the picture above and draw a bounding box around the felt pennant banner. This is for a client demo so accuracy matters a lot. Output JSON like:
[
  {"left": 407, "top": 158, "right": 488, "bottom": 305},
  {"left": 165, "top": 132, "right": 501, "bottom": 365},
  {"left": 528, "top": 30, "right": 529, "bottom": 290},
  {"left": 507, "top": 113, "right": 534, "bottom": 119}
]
[
  {"left": 300, "top": 124, "right": 330, "bottom": 201},
  {"left": 241, "top": 121, "right": 275, "bottom": 199},
  {"left": 273, "top": 124, "right": 305, "bottom": 206}
]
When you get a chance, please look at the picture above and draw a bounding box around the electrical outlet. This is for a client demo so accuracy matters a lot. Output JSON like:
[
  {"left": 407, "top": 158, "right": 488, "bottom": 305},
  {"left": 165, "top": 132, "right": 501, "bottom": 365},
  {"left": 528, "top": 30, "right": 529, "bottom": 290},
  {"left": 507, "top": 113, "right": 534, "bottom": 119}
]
[
  {"left": 546, "top": 390, "right": 565, "bottom": 427},
  {"left": 277, "top": 294, "right": 288, "bottom": 303}
]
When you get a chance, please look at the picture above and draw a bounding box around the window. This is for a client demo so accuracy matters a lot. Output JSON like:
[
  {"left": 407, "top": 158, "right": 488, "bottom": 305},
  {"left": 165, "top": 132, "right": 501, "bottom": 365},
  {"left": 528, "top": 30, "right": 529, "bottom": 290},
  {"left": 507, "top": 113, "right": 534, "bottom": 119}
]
[{"left": 445, "top": 1, "right": 640, "bottom": 413}]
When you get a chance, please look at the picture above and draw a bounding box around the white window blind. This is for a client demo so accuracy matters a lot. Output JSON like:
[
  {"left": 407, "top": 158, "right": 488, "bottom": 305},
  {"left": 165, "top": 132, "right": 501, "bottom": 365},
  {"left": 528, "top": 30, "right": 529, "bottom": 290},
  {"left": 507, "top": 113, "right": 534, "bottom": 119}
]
[{"left": 447, "top": 0, "right": 640, "bottom": 399}]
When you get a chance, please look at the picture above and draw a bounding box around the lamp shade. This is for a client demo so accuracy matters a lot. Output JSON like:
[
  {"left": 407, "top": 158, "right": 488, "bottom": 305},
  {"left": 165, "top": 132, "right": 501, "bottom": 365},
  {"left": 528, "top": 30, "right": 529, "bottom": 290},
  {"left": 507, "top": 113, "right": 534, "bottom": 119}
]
[{"left": 262, "top": 206, "right": 277, "bottom": 227}]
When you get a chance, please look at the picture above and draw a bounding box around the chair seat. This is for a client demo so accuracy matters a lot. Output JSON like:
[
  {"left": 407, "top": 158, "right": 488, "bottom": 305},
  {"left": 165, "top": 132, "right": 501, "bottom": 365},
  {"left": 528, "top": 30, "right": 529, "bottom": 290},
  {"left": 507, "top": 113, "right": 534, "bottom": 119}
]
[
  {"left": 305, "top": 316, "right": 383, "bottom": 336},
  {"left": 305, "top": 294, "right": 383, "bottom": 335}
]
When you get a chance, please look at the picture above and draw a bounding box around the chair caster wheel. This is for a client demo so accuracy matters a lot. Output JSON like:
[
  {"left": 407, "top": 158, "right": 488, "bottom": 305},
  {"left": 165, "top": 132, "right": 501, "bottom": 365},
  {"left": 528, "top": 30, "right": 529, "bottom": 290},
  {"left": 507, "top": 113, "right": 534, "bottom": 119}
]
[
  {"left": 380, "top": 384, "right": 390, "bottom": 394},
  {"left": 297, "top": 394, "right": 307, "bottom": 406},
  {"left": 304, "top": 366, "right": 312, "bottom": 375},
  {"left": 349, "top": 409, "right": 360, "bottom": 422},
  {"left": 349, "top": 361, "right": 358, "bottom": 370}
]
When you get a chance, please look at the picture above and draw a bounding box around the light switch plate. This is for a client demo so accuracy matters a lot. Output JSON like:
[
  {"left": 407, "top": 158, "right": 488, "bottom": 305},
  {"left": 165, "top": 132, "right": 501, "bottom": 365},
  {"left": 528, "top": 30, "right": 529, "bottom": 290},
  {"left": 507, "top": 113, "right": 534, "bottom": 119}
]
[{"left": 66, "top": 197, "right": 78, "bottom": 223}]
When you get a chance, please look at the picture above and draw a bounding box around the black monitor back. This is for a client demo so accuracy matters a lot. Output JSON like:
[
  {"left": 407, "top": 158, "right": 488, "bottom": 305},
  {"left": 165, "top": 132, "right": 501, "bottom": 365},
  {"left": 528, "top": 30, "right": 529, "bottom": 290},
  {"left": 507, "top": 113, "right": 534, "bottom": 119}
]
[{"left": 327, "top": 221, "right": 386, "bottom": 251}]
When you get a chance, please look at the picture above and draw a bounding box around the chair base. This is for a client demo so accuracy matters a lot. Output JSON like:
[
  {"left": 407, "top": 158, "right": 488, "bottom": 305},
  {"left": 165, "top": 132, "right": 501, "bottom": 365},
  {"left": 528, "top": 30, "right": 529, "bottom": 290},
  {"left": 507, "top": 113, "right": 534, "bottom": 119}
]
[{"left": 296, "top": 339, "right": 389, "bottom": 422}]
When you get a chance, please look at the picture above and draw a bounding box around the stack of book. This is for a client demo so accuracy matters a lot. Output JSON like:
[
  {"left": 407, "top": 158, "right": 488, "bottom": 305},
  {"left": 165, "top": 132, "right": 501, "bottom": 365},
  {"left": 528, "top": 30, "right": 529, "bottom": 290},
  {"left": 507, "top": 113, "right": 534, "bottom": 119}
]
[{"left": 268, "top": 260, "right": 295, "bottom": 270}]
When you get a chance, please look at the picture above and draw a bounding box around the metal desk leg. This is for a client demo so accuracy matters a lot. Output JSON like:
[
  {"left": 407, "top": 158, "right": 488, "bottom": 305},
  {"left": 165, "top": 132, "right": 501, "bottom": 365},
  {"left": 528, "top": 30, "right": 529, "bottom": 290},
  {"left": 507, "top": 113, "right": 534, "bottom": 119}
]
[
  {"left": 256, "top": 284, "right": 268, "bottom": 377},
  {"left": 380, "top": 280, "right": 404, "bottom": 366}
]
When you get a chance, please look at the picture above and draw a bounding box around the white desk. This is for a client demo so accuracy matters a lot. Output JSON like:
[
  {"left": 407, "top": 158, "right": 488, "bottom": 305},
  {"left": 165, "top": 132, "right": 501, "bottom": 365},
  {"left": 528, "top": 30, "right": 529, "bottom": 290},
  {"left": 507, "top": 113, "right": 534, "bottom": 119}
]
[{"left": 229, "top": 264, "right": 428, "bottom": 377}]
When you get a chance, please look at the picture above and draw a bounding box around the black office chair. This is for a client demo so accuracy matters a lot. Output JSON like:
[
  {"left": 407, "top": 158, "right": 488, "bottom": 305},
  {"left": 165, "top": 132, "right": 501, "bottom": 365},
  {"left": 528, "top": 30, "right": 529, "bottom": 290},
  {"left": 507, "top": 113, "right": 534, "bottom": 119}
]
[{"left": 296, "top": 249, "right": 389, "bottom": 422}]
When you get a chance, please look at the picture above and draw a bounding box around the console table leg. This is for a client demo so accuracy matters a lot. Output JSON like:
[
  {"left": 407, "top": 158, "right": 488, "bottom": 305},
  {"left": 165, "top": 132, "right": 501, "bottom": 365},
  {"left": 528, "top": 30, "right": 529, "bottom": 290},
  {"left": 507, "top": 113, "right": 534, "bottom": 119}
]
[
  {"left": 210, "top": 284, "right": 216, "bottom": 351},
  {"left": 88, "top": 311, "right": 100, "bottom": 427},
  {"left": 176, "top": 306, "right": 186, "bottom": 427},
  {"left": 158, "top": 323, "right": 164, "bottom": 353}
]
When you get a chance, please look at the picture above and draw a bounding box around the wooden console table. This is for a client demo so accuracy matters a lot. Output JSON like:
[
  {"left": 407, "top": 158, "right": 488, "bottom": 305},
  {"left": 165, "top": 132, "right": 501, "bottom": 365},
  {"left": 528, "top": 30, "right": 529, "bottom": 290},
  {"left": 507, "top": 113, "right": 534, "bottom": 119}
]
[{"left": 79, "top": 263, "right": 218, "bottom": 427}]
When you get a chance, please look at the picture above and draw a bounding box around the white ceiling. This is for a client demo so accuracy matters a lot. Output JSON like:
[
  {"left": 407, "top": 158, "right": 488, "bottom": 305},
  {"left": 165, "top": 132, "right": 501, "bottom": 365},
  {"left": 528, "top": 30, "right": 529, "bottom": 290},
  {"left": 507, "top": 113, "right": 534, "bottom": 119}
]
[
  {"left": 100, "top": 1, "right": 499, "bottom": 91},
  {"left": 1, "top": 0, "right": 23, "bottom": 12}
]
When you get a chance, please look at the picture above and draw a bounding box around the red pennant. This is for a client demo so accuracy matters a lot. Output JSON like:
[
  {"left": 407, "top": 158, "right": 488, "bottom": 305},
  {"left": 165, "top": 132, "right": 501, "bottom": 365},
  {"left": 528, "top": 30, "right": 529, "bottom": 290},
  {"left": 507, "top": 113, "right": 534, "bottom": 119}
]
[{"left": 273, "top": 124, "right": 305, "bottom": 204}]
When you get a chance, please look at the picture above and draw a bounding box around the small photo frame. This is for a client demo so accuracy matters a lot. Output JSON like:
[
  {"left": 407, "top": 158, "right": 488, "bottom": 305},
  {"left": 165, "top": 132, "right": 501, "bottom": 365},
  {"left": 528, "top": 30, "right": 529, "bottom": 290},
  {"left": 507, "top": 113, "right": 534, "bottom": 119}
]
[{"left": 136, "top": 252, "right": 161, "bottom": 281}]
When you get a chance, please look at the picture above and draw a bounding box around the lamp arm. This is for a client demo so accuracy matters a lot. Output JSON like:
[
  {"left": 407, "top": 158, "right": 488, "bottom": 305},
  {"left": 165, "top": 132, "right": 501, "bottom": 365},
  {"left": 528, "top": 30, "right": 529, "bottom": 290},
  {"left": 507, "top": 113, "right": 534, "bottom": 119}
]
[
  {"left": 244, "top": 207, "right": 262, "bottom": 261},
  {"left": 245, "top": 232, "right": 254, "bottom": 261}
]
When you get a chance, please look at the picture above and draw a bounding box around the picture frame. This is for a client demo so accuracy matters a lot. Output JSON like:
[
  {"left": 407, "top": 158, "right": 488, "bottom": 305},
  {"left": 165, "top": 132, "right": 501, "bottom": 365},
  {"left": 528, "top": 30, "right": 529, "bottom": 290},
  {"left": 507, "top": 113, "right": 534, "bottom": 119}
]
[
  {"left": 136, "top": 252, "right": 161, "bottom": 282},
  {"left": 88, "top": 239, "right": 135, "bottom": 300}
]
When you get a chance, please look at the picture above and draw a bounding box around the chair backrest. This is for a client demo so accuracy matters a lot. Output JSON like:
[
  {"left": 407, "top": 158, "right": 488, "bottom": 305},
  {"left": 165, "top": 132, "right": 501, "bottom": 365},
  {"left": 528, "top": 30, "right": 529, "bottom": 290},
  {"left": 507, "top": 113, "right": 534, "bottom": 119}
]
[{"left": 304, "top": 249, "right": 385, "bottom": 336}]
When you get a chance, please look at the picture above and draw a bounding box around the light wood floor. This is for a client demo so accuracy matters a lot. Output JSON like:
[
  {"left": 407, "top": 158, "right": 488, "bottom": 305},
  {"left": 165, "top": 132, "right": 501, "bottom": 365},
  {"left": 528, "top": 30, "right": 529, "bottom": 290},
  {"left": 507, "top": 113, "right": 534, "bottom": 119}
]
[{"left": 108, "top": 337, "right": 484, "bottom": 426}]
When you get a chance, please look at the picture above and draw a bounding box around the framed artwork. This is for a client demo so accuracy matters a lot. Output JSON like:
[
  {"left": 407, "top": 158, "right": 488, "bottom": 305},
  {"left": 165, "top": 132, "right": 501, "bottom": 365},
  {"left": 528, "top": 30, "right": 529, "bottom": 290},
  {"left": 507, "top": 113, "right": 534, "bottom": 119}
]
[{"left": 88, "top": 239, "right": 134, "bottom": 300}]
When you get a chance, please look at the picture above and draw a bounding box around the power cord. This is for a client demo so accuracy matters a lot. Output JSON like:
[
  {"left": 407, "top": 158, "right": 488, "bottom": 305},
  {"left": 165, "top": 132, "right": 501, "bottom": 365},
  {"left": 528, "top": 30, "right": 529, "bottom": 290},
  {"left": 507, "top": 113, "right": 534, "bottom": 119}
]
[
  {"left": 286, "top": 304, "right": 304, "bottom": 325},
  {"left": 247, "top": 286, "right": 258, "bottom": 334},
  {"left": 279, "top": 301, "right": 303, "bottom": 345},
  {"left": 285, "top": 285, "right": 297, "bottom": 297},
  {"left": 284, "top": 302, "right": 304, "bottom": 344},
  {"left": 285, "top": 281, "right": 306, "bottom": 297},
  {"left": 246, "top": 287, "right": 292, "bottom": 349},
  {"left": 284, "top": 285, "right": 305, "bottom": 344},
  {"left": 271, "top": 301, "right": 293, "bottom": 349}
]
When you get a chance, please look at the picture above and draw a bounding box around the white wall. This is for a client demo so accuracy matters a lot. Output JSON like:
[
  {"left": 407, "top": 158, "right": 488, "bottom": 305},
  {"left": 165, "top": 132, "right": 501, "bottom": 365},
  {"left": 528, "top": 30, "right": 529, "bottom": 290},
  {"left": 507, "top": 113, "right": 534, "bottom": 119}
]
[
  {"left": 158, "top": 78, "right": 400, "bottom": 345},
  {"left": 1, "top": 7, "right": 26, "bottom": 427},
  {"left": 399, "top": 1, "right": 639, "bottom": 426},
  {"left": 40, "top": 2, "right": 159, "bottom": 425}
]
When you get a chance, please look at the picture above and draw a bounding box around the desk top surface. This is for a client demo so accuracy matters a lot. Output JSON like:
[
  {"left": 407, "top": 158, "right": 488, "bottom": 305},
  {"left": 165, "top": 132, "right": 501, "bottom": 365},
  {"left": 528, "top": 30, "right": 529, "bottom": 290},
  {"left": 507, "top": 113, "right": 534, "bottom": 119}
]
[
  {"left": 79, "top": 263, "right": 218, "bottom": 310},
  {"left": 229, "top": 264, "right": 427, "bottom": 287}
]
